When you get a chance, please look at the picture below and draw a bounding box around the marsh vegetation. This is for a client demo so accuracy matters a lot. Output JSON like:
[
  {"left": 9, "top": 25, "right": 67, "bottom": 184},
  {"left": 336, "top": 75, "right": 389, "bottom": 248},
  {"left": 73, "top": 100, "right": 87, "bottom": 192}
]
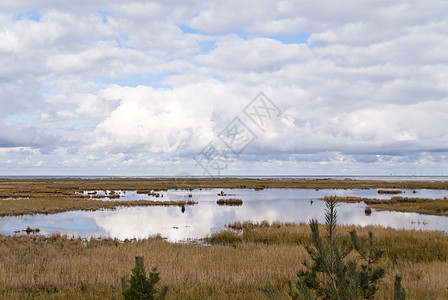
[
  {"left": 1, "top": 177, "right": 448, "bottom": 216},
  {"left": 216, "top": 198, "right": 243, "bottom": 206},
  {"left": 1, "top": 178, "right": 448, "bottom": 298},
  {"left": 377, "top": 189, "right": 403, "bottom": 194},
  {"left": 321, "top": 195, "right": 448, "bottom": 216},
  {"left": 1, "top": 222, "right": 447, "bottom": 299}
]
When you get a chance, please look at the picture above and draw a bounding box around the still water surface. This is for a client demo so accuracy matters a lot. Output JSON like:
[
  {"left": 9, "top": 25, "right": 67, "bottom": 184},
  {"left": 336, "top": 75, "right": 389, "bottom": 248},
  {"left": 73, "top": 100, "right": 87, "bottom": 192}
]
[{"left": 1, "top": 188, "right": 448, "bottom": 242}]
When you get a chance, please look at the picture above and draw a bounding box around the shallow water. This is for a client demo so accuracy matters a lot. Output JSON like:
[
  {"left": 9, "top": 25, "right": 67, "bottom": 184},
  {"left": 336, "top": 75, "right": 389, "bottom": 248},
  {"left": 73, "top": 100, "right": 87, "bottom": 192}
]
[
  {"left": 1, "top": 188, "right": 448, "bottom": 242},
  {"left": 81, "top": 188, "right": 448, "bottom": 201},
  {"left": 80, "top": 190, "right": 163, "bottom": 201}
]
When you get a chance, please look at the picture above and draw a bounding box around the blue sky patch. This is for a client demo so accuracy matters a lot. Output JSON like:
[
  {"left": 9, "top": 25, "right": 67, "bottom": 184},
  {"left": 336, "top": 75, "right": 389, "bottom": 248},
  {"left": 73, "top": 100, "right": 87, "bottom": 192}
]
[
  {"left": 199, "top": 40, "right": 216, "bottom": 54},
  {"left": 5, "top": 113, "right": 36, "bottom": 125},
  {"left": 116, "top": 34, "right": 129, "bottom": 48},
  {"left": 232, "top": 29, "right": 249, "bottom": 40},
  {"left": 97, "top": 9, "right": 110, "bottom": 24},
  {"left": 178, "top": 24, "right": 204, "bottom": 35},
  {"left": 269, "top": 32, "right": 311, "bottom": 44},
  {"left": 15, "top": 11, "right": 42, "bottom": 22},
  {"left": 38, "top": 87, "right": 52, "bottom": 95}
]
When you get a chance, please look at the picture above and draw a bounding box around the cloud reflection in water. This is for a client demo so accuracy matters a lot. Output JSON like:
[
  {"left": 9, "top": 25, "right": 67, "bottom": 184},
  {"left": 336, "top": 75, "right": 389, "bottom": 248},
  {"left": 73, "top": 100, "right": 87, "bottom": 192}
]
[{"left": 1, "top": 188, "right": 448, "bottom": 242}]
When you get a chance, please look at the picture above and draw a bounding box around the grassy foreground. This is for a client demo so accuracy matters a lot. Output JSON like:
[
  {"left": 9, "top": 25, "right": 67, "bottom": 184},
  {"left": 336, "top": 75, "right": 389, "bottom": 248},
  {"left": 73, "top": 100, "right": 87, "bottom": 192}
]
[{"left": 1, "top": 223, "right": 447, "bottom": 299}]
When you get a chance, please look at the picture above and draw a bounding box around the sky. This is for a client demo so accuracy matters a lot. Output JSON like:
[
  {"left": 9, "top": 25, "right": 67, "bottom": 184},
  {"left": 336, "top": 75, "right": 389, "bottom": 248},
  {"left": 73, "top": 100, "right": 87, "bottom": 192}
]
[{"left": 1, "top": 0, "right": 448, "bottom": 176}]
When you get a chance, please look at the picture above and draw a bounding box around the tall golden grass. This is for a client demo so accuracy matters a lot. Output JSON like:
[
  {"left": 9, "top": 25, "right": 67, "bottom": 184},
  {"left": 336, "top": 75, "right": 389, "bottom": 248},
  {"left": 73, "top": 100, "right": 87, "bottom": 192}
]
[
  {"left": 207, "top": 221, "right": 448, "bottom": 263},
  {"left": 0, "top": 234, "right": 306, "bottom": 299},
  {"left": 1, "top": 223, "right": 448, "bottom": 299}
]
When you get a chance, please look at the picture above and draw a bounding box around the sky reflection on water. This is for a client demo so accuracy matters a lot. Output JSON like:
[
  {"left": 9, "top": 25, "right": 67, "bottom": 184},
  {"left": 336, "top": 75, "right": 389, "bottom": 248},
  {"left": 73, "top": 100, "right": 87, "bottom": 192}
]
[
  {"left": 82, "top": 188, "right": 448, "bottom": 201},
  {"left": 1, "top": 188, "right": 448, "bottom": 242}
]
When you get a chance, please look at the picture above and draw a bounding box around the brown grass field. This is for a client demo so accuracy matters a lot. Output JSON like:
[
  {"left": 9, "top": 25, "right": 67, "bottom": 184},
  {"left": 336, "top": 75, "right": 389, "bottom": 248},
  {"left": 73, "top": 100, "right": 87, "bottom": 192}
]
[
  {"left": 1, "top": 178, "right": 448, "bottom": 299},
  {"left": 0, "top": 222, "right": 447, "bottom": 299}
]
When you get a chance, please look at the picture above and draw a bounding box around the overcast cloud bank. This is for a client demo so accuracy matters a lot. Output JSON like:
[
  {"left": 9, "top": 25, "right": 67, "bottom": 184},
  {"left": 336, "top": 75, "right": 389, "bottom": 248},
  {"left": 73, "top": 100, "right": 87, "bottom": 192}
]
[{"left": 1, "top": 0, "right": 448, "bottom": 176}]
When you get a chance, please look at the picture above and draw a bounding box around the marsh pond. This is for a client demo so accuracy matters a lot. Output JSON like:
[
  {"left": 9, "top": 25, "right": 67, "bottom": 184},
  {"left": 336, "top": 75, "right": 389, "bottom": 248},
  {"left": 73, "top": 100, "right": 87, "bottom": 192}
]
[{"left": 1, "top": 188, "right": 448, "bottom": 242}]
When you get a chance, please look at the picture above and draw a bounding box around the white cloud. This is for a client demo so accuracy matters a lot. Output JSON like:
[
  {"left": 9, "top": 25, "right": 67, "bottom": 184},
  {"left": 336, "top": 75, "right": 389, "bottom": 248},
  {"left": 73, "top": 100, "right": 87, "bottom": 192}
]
[
  {"left": 196, "top": 36, "right": 311, "bottom": 72},
  {"left": 1, "top": 0, "right": 448, "bottom": 175},
  {"left": 90, "top": 84, "right": 217, "bottom": 154}
]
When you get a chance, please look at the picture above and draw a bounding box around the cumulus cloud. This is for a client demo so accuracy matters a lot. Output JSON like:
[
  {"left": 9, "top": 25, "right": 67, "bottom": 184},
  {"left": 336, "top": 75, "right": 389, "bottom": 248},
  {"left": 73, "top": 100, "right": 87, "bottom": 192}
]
[
  {"left": 90, "top": 82, "right": 237, "bottom": 154},
  {"left": 0, "top": 0, "right": 448, "bottom": 175},
  {"left": 196, "top": 36, "right": 311, "bottom": 72}
]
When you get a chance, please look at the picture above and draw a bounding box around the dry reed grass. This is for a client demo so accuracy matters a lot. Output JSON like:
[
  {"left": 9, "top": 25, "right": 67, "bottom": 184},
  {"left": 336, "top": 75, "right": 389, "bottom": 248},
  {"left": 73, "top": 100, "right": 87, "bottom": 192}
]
[
  {"left": 208, "top": 221, "right": 448, "bottom": 263},
  {"left": 0, "top": 234, "right": 306, "bottom": 299},
  {"left": 1, "top": 223, "right": 447, "bottom": 299}
]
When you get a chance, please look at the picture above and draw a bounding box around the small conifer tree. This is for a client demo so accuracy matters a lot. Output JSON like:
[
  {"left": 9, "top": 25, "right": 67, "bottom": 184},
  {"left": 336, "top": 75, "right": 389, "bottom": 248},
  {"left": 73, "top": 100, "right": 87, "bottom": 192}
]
[
  {"left": 264, "top": 196, "right": 405, "bottom": 299},
  {"left": 121, "top": 256, "right": 168, "bottom": 300}
]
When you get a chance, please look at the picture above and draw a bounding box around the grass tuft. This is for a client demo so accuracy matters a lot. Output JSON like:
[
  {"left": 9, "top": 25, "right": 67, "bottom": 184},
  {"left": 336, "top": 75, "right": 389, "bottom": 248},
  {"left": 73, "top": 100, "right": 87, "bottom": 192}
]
[
  {"left": 377, "top": 189, "right": 403, "bottom": 194},
  {"left": 217, "top": 199, "right": 243, "bottom": 206}
]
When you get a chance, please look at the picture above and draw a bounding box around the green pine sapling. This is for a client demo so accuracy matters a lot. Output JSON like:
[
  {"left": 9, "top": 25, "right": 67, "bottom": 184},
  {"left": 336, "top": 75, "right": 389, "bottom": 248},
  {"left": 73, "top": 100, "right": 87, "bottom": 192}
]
[{"left": 121, "top": 256, "right": 168, "bottom": 300}]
